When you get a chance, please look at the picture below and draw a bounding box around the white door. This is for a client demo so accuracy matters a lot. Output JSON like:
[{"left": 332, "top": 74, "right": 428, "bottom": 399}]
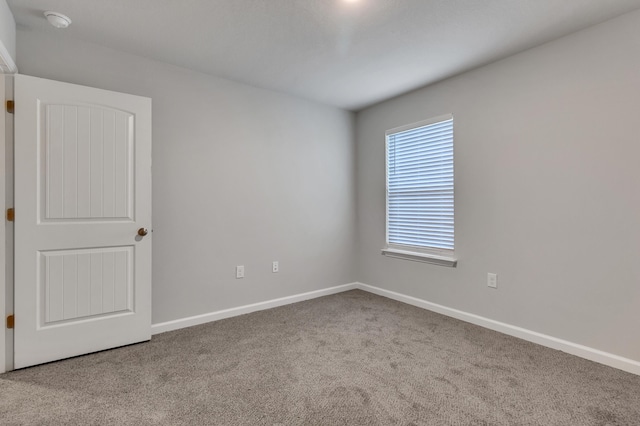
[{"left": 14, "top": 75, "right": 152, "bottom": 369}]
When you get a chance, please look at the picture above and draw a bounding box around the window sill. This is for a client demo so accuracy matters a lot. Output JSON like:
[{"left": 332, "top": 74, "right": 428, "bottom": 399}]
[{"left": 381, "top": 248, "right": 457, "bottom": 268}]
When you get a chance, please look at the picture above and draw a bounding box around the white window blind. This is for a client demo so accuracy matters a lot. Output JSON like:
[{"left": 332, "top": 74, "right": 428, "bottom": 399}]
[{"left": 386, "top": 114, "right": 454, "bottom": 253}]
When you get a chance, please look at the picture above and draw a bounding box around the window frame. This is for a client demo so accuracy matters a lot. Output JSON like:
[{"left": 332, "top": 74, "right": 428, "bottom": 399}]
[{"left": 382, "top": 114, "right": 457, "bottom": 267}]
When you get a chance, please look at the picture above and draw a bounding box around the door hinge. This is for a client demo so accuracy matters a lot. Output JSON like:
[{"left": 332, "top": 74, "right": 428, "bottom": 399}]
[
  {"left": 6, "top": 315, "right": 14, "bottom": 329},
  {"left": 6, "top": 208, "right": 14, "bottom": 222},
  {"left": 6, "top": 100, "right": 14, "bottom": 114}
]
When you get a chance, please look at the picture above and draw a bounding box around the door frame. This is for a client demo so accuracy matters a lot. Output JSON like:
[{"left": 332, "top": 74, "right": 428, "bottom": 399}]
[
  {"left": 0, "top": 75, "right": 6, "bottom": 373},
  {"left": 0, "top": 74, "right": 14, "bottom": 374}
]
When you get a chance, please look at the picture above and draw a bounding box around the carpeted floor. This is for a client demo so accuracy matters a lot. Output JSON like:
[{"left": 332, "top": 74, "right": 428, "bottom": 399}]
[{"left": 1, "top": 289, "right": 639, "bottom": 425}]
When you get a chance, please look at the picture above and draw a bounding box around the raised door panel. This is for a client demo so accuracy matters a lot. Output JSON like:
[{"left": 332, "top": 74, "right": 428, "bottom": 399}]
[
  {"left": 42, "top": 103, "right": 133, "bottom": 221},
  {"left": 40, "top": 247, "right": 133, "bottom": 326}
]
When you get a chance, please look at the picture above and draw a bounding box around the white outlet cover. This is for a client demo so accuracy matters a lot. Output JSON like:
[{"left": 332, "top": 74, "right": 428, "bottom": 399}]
[
  {"left": 487, "top": 273, "right": 497, "bottom": 288},
  {"left": 236, "top": 265, "right": 245, "bottom": 279}
]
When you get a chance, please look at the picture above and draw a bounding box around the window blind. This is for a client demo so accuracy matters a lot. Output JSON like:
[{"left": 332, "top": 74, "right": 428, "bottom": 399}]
[{"left": 386, "top": 116, "right": 454, "bottom": 251}]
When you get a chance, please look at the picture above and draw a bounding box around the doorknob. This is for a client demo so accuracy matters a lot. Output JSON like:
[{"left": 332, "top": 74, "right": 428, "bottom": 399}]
[{"left": 138, "top": 228, "right": 149, "bottom": 237}]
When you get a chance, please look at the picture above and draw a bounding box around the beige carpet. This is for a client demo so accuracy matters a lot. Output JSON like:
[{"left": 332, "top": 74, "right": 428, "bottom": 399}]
[{"left": 1, "top": 290, "right": 639, "bottom": 425}]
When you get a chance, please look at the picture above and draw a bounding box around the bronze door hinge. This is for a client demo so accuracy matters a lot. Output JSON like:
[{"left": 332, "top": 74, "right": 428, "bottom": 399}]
[
  {"left": 6, "top": 315, "right": 14, "bottom": 329},
  {"left": 6, "top": 208, "right": 14, "bottom": 222},
  {"left": 6, "top": 100, "right": 14, "bottom": 114}
]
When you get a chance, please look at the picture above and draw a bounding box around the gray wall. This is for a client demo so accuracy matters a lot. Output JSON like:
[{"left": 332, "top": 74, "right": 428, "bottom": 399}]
[
  {"left": 17, "top": 29, "right": 356, "bottom": 324},
  {"left": 356, "top": 10, "right": 640, "bottom": 362}
]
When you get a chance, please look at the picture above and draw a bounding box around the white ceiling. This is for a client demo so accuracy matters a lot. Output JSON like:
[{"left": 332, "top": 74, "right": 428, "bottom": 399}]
[{"left": 8, "top": 0, "right": 640, "bottom": 111}]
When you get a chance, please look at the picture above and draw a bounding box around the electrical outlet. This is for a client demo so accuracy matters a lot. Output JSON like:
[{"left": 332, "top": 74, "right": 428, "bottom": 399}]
[
  {"left": 236, "top": 265, "right": 245, "bottom": 279},
  {"left": 487, "top": 273, "right": 497, "bottom": 289},
  {"left": 272, "top": 261, "right": 279, "bottom": 273}
]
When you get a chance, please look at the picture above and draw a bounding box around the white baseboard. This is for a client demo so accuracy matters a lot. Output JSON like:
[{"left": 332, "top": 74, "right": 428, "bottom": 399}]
[
  {"left": 151, "top": 282, "right": 358, "bottom": 335},
  {"left": 355, "top": 282, "right": 640, "bottom": 376}
]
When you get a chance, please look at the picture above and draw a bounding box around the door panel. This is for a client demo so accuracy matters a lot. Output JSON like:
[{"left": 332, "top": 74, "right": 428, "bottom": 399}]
[
  {"left": 43, "top": 104, "right": 133, "bottom": 221},
  {"left": 40, "top": 246, "right": 133, "bottom": 324},
  {"left": 14, "top": 74, "right": 152, "bottom": 369}
]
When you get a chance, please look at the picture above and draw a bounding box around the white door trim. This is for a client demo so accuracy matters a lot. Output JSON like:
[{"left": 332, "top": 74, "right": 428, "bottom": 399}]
[
  {"left": 0, "top": 39, "right": 18, "bottom": 74},
  {"left": 0, "top": 75, "right": 6, "bottom": 373},
  {"left": 0, "top": 74, "right": 13, "bottom": 374}
]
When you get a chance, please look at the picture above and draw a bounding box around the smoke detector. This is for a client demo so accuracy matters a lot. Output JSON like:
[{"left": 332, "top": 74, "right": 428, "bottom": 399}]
[{"left": 44, "top": 11, "right": 72, "bottom": 29}]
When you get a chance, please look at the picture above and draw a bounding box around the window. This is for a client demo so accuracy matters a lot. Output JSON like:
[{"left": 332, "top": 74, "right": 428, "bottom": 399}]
[{"left": 382, "top": 114, "right": 457, "bottom": 267}]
